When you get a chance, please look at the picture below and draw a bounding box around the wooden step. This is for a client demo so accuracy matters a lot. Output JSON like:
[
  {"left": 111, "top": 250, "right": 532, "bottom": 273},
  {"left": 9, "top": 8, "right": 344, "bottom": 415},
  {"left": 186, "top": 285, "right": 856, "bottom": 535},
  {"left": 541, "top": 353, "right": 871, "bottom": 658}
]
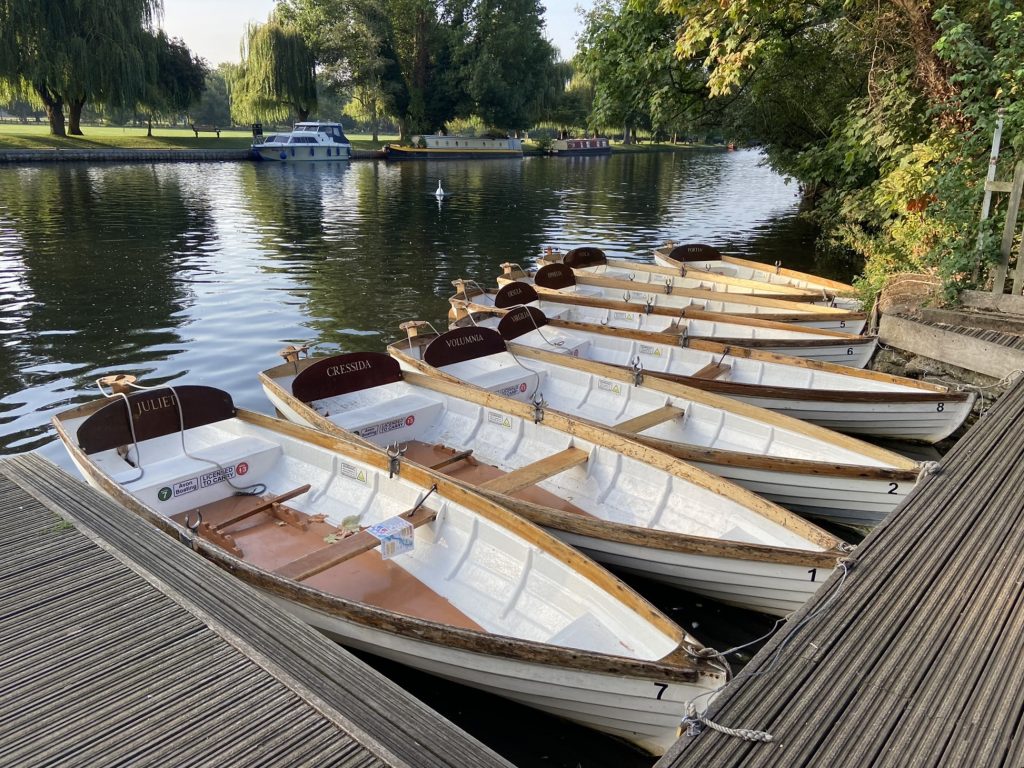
[
  {"left": 479, "top": 447, "right": 589, "bottom": 495},
  {"left": 691, "top": 362, "right": 732, "bottom": 380},
  {"left": 613, "top": 405, "right": 685, "bottom": 434},
  {"left": 275, "top": 505, "right": 438, "bottom": 583}
]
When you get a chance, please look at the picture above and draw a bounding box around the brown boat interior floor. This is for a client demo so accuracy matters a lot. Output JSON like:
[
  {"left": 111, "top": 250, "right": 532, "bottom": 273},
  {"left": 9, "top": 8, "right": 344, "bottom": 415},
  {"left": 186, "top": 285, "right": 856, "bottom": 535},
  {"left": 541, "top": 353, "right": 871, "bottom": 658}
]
[
  {"left": 403, "top": 441, "right": 593, "bottom": 517},
  {"left": 172, "top": 493, "right": 483, "bottom": 632}
]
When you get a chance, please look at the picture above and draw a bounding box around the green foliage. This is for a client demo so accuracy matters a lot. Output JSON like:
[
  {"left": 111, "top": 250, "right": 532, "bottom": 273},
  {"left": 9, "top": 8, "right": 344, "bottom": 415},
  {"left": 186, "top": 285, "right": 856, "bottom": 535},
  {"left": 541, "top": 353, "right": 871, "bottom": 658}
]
[
  {"left": 231, "top": 12, "right": 318, "bottom": 123},
  {"left": 141, "top": 33, "right": 208, "bottom": 123},
  {"left": 0, "top": 0, "right": 161, "bottom": 134},
  {"left": 191, "top": 66, "right": 232, "bottom": 127}
]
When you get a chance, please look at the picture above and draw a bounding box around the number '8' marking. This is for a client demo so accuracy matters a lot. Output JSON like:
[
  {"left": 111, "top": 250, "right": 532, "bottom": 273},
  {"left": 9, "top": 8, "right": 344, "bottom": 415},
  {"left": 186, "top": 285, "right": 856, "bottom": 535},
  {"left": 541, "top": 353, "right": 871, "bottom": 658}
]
[{"left": 937, "top": 402, "right": 945, "bottom": 412}]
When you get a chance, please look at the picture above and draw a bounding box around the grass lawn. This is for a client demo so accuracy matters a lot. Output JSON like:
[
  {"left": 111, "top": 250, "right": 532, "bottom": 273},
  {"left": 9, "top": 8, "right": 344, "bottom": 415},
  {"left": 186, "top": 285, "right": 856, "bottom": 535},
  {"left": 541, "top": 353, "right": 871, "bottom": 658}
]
[{"left": 0, "top": 123, "right": 398, "bottom": 151}]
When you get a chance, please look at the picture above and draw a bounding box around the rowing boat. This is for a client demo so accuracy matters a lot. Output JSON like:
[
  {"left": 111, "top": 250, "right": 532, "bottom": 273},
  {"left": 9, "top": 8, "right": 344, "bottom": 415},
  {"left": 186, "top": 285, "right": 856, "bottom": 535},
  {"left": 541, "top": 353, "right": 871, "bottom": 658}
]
[
  {"left": 450, "top": 279, "right": 877, "bottom": 368},
  {"left": 541, "top": 246, "right": 826, "bottom": 299},
  {"left": 388, "top": 324, "right": 921, "bottom": 527},
  {"left": 652, "top": 242, "right": 858, "bottom": 300},
  {"left": 259, "top": 351, "right": 846, "bottom": 616},
  {"left": 449, "top": 305, "right": 973, "bottom": 444},
  {"left": 497, "top": 262, "right": 867, "bottom": 333},
  {"left": 52, "top": 383, "right": 727, "bottom": 755}
]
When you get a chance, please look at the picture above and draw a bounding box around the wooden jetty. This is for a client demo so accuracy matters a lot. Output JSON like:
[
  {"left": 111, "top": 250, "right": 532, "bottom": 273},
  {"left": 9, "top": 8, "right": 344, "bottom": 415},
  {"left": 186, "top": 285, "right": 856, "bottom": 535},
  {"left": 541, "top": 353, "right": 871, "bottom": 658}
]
[
  {"left": 658, "top": 374, "right": 1024, "bottom": 767},
  {"left": 0, "top": 453, "right": 509, "bottom": 768}
]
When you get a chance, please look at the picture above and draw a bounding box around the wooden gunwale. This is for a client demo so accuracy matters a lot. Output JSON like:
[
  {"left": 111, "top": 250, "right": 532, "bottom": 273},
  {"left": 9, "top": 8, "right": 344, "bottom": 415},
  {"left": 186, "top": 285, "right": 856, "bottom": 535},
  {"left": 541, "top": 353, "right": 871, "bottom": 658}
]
[
  {"left": 450, "top": 290, "right": 859, "bottom": 339},
  {"left": 262, "top": 359, "right": 845, "bottom": 563},
  {"left": 425, "top": 340, "right": 919, "bottom": 470},
  {"left": 537, "top": 317, "right": 878, "bottom": 353},
  {"left": 52, "top": 403, "right": 701, "bottom": 682},
  {"left": 539, "top": 256, "right": 821, "bottom": 297},
  {"left": 653, "top": 246, "right": 856, "bottom": 293},
  {"left": 517, "top": 272, "right": 857, "bottom": 315},
  {"left": 387, "top": 347, "right": 917, "bottom": 490}
]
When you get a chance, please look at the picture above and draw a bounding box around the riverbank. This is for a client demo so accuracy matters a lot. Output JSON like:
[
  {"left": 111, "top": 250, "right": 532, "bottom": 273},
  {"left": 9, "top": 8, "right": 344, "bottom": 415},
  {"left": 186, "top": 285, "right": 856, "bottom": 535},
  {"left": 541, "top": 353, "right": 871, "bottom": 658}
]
[{"left": 0, "top": 123, "right": 727, "bottom": 161}]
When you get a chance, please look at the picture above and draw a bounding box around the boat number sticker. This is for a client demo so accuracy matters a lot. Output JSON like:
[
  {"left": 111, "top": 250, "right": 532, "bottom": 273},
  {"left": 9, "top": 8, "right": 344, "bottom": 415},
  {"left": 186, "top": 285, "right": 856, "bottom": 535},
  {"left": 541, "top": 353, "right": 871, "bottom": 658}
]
[
  {"left": 236, "top": 462, "right": 249, "bottom": 476},
  {"left": 359, "top": 415, "right": 413, "bottom": 439},
  {"left": 598, "top": 379, "right": 623, "bottom": 396},
  {"left": 638, "top": 344, "right": 662, "bottom": 357},
  {"left": 487, "top": 411, "right": 514, "bottom": 429},
  {"left": 339, "top": 461, "right": 368, "bottom": 484},
  {"left": 612, "top": 311, "right": 636, "bottom": 321},
  {"left": 496, "top": 381, "right": 529, "bottom": 397}
]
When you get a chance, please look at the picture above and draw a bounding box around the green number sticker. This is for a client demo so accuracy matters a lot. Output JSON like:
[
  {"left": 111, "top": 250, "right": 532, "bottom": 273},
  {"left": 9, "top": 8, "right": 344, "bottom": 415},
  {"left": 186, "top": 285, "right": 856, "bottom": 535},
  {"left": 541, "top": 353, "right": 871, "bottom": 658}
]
[{"left": 157, "top": 486, "right": 172, "bottom": 502}]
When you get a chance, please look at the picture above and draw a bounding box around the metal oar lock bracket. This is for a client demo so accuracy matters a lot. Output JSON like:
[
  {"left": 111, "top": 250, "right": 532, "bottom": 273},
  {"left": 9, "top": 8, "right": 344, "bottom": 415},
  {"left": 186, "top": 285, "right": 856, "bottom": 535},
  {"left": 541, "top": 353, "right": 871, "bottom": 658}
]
[
  {"left": 664, "top": 278, "right": 674, "bottom": 295},
  {"left": 532, "top": 393, "right": 547, "bottom": 424},
  {"left": 645, "top": 297, "right": 655, "bottom": 315},
  {"left": 387, "top": 443, "right": 407, "bottom": 478},
  {"left": 630, "top": 356, "right": 644, "bottom": 386}
]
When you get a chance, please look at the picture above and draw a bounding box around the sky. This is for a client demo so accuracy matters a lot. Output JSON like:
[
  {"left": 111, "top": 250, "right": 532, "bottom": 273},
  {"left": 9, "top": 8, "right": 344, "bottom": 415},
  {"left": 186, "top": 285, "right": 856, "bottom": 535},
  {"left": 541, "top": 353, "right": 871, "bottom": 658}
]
[{"left": 160, "top": 1, "right": 594, "bottom": 67}]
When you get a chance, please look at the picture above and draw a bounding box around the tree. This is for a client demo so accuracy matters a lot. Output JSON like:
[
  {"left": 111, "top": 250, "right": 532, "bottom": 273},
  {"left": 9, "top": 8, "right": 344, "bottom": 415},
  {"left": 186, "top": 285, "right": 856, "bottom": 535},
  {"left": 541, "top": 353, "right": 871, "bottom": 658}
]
[
  {"left": 230, "top": 11, "right": 318, "bottom": 124},
  {"left": 0, "top": 0, "right": 161, "bottom": 136},
  {"left": 465, "top": 0, "right": 560, "bottom": 132},
  {"left": 190, "top": 65, "right": 233, "bottom": 128},
  {"left": 140, "top": 33, "right": 208, "bottom": 136}
]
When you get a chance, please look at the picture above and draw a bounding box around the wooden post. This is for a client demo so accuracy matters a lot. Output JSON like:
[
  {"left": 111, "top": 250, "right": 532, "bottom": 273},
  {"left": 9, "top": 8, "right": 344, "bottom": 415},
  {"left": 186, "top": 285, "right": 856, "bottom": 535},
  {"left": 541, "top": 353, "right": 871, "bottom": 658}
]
[{"left": 991, "top": 161, "right": 1024, "bottom": 295}]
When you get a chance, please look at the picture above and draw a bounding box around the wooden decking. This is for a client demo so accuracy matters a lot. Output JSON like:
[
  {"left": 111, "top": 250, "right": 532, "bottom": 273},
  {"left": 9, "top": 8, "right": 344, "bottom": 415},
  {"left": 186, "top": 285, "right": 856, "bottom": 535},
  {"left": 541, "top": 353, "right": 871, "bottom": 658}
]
[
  {"left": 0, "top": 453, "right": 509, "bottom": 768},
  {"left": 658, "top": 375, "right": 1024, "bottom": 767}
]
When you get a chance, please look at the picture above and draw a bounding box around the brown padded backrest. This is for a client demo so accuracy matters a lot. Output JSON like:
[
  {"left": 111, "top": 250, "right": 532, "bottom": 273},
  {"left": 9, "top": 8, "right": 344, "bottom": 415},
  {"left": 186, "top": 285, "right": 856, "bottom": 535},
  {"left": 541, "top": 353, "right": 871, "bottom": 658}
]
[
  {"left": 423, "top": 326, "right": 507, "bottom": 367},
  {"left": 563, "top": 247, "right": 606, "bottom": 269},
  {"left": 77, "top": 385, "right": 236, "bottom": 455},
  {"left": 496, "top": 306, "right": 549, "bottom": 340},
  {"left": 667, "top": 243, "right": 723, "bottom": 262},
  {"left": 493, "top": 281, "right": 540, "bottom": 308},
  {"left": 291, "top": 352, "right": 403, "bottom": 403},
  {"left": 533, "top": 263, "right": 577, "bottom": 290}
]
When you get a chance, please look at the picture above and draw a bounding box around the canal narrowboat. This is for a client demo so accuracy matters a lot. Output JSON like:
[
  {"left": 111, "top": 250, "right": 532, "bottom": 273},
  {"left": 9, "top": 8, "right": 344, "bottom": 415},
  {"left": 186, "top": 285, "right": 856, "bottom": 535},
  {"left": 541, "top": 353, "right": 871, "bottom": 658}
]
[
  {"left": 52, "top": 383, "right": 726, "bottom": 756},
  {"left": 260, "top": 350, "right": 847, "bottom": 617},
  {"left": 549, "top": 137, "right": 612, "bottom": 155},
  {"left": 252, "top": 122, "right": 352, "bottom": 161},
  {"left": 385, "top": 134, "right": 523, "bottom": 159}
]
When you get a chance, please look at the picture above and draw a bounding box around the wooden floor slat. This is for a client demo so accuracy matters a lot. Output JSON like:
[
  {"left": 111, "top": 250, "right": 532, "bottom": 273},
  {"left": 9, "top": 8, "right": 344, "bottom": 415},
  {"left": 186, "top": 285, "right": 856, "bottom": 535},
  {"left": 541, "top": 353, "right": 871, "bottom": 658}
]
[
  {"left": 0, "top": 454, "right": 510, "bottom": 768},
  {"left": 658, "top": 376, "right": 1024, "bottom": 767}
]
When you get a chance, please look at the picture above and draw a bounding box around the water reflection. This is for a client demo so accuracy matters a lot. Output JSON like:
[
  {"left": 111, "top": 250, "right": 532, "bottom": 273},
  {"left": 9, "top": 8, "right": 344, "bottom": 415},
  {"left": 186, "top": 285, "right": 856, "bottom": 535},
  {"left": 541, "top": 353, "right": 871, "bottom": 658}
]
[
  {"left": 0, "top": 148, "right": 843, "bottom": 767},
  {"left": 0, "top": 149, "right": 834, "bottom": 459}
]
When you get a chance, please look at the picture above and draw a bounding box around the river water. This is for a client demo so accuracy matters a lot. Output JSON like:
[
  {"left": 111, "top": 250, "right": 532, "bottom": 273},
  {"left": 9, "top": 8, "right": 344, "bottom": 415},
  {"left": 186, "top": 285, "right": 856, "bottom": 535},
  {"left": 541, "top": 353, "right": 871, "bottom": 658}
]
[{"left": 0, "top": 149, "right": 849, "bottom": 766}]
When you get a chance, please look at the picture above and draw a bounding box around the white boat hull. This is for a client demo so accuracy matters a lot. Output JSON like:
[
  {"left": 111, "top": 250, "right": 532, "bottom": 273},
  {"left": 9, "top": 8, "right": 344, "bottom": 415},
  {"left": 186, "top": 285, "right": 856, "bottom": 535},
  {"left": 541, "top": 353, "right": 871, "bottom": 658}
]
[
  {"left": 552, "top": 532, "right": 829, "bottom": 617},
  {"left": 687, "top": 462, "right": 909, "bottom": 527},
  {"left": 254, "top": 144, "right": 352, "bottom": 162},
  {"left": 275, "top": 597, "right": 713, "bottom": 755}
]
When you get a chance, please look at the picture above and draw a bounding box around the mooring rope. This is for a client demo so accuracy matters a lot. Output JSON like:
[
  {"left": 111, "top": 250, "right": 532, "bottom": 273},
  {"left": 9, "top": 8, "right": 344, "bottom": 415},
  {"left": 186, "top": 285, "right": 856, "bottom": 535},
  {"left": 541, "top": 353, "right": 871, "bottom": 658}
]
[{"left": 680, "top": 560, "right": 853, "bottom": 743}]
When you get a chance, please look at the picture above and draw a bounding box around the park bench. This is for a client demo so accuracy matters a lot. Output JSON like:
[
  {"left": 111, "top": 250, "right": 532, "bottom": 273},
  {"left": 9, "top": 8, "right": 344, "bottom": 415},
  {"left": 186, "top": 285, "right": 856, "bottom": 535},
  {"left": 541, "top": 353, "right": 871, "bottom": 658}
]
[{"left": 190, "top": 123, "right": 221, "bottom": 138}]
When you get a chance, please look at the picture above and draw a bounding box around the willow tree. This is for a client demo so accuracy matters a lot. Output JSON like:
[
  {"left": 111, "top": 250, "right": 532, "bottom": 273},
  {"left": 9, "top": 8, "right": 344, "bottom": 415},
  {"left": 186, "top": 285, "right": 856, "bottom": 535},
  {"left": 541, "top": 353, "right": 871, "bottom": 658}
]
[
  {"left": 230, "top": 12, "right": 317, "bottom": 123},
  {"left": 0, "top": 0, "right": 160, "bottom": 135}
]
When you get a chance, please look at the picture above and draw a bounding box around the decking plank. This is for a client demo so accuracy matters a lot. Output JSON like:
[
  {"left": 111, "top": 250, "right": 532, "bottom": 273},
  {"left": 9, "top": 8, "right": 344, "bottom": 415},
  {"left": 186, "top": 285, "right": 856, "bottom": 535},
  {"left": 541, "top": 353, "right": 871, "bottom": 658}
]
[
  {"left": 658, "top": 377, "right": 1024, "bottom": 767},
  {"left": 0, "top": 454, "right": 510, "bottom": 768}
]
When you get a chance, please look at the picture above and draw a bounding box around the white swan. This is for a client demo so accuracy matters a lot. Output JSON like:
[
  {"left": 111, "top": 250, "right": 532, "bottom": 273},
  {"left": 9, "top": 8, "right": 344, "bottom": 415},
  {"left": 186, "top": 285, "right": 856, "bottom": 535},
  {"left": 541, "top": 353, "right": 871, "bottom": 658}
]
[{"left": 435, "top": 180, "right": 446, "bottom": 199}]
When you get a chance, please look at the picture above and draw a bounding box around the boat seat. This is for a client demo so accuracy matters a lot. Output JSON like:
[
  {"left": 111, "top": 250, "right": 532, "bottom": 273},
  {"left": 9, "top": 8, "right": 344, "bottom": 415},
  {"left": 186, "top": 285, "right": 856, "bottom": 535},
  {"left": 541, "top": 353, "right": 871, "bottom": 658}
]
[
  {"left": 327, "top": 393, "right": 442, "bottom": 443},
  {"left": 446, "top": 362, "right": 541, "bottom": 400},
  {"left": 110, "top": 435, "right": 282, "bottom": 514}
]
